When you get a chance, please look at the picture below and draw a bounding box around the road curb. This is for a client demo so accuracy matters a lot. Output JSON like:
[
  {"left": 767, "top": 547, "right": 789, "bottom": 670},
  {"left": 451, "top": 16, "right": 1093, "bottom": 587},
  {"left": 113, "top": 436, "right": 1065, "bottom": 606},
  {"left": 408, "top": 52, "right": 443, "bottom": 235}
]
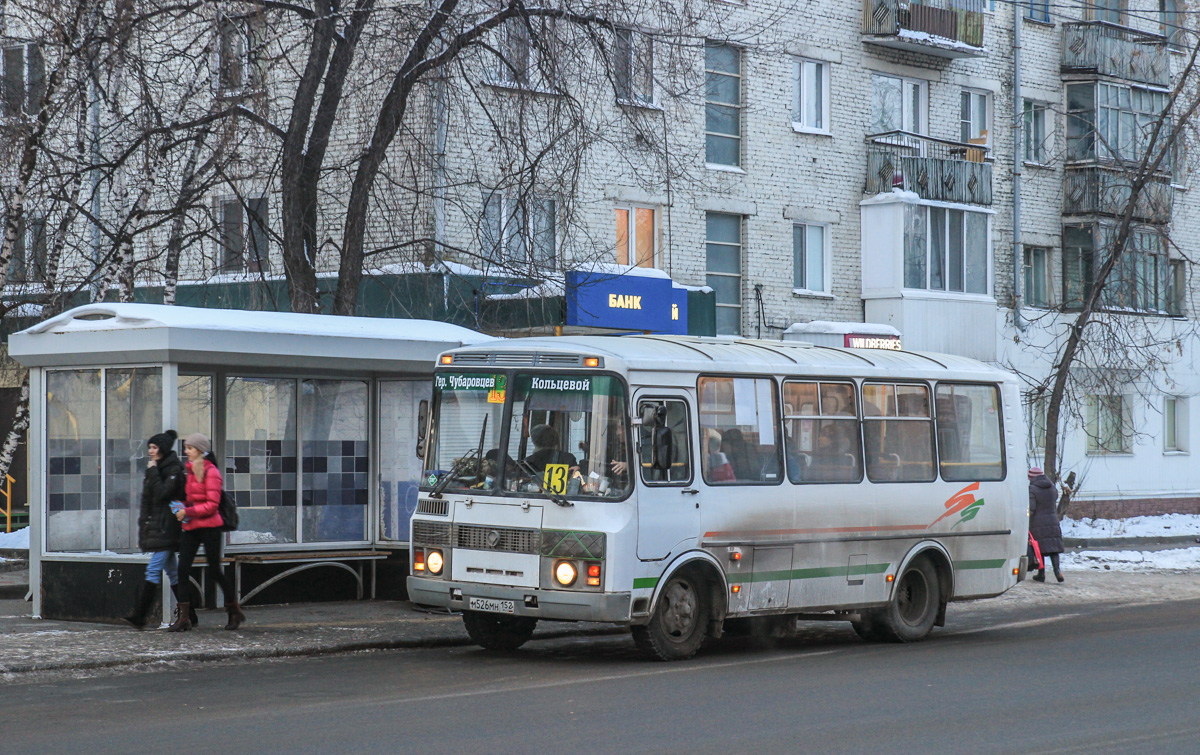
[
  {"left": 1064, "top": 536, "right": 1200, "bottom": 548},
  {"left": 0, "top": 624, "right": 629, "bottom": 676}
]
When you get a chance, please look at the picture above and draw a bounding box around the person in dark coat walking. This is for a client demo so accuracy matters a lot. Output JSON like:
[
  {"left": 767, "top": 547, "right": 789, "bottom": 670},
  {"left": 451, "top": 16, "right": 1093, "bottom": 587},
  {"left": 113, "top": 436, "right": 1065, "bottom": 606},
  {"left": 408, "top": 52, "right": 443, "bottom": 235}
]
[
  {"left": 1028, "top": 466, "right": 1065, "bottom": 582},
  {"left": 125, "top": 430, "right": 190, "bottom": 628}
]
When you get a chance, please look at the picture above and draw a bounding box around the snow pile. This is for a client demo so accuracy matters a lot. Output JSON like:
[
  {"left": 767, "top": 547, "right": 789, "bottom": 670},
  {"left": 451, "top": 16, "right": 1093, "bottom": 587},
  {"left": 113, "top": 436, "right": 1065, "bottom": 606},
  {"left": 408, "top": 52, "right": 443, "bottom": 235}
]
[
  {"left": 0, "top": 527, "right": 30, "bottom": 549},
  {"left": 1063, "top": 548, "right": 1200, "bottom": 573},
  {"left": 1062, "top": 513, "right": 1200, "bottom": 539}
]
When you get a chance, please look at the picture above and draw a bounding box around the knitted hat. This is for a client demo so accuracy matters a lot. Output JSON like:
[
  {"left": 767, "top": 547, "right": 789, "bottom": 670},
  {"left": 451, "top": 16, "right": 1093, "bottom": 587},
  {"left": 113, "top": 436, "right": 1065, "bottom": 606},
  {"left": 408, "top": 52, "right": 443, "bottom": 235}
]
[
  {"left": 148, "top": 429, "right": 178, "bottom": 454},
  {"left": 1028, "top": 466, "right": 1044, "bottom": 480},
  {"left": 184, "top": 432, "right": 211, "bottom": 455}
]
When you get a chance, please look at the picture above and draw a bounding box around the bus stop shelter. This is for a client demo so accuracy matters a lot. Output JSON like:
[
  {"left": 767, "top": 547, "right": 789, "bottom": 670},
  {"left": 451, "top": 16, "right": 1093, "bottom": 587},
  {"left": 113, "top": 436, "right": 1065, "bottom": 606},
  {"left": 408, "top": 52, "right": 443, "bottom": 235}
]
[{"left": 8, "top": 303, "right": 491, "bottom": 622}]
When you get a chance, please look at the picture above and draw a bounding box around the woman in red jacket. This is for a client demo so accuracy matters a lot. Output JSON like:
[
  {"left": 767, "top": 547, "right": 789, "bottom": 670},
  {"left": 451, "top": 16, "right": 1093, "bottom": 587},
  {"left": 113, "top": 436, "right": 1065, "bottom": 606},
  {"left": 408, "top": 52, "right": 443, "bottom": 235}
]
[{"left": 168, "top": 432, "right": 246, "bottom": 631}]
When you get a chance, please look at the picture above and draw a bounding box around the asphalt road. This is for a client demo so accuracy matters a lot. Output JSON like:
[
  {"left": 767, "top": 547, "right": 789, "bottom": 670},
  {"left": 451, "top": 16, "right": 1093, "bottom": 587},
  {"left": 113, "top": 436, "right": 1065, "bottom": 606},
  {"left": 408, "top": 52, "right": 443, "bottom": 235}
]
[{"left": 7, "top": 598, "right": 1200, "bottom": 754}]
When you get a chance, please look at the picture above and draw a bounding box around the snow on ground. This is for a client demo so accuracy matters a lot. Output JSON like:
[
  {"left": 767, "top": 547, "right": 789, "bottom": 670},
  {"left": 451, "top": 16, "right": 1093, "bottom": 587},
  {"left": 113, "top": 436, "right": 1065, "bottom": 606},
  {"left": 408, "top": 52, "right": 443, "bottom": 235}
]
[
  {"left": 0, "top": 527, "right": 29, "bottom": 549},
  {"left": 1062, "top": 513, "right": 1200, "bottom": 539},
  {"left": 1063, "top": 548, "right": 1200, "bottom": 573}
]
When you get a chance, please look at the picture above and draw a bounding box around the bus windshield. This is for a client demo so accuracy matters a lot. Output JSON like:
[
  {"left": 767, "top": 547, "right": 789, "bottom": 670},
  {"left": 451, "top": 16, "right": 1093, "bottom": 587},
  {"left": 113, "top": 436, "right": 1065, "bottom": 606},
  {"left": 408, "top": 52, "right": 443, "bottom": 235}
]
[{"left": 424, "top": 371, "right": 631, "bottom": 499}]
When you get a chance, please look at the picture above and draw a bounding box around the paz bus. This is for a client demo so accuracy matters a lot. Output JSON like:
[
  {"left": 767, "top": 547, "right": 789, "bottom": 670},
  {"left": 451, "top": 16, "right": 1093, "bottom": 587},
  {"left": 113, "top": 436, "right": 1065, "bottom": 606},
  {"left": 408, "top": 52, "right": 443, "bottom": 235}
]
[{"left": 407, "top": 335, "right": 1028, "bottom": 660}]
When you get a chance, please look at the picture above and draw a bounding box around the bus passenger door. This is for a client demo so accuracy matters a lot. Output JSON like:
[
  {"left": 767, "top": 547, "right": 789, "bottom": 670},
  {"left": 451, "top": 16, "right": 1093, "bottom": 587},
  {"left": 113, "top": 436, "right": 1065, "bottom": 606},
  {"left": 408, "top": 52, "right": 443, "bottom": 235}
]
[{"left": 634, "top": 394, "right": 699, "bottom": 560}]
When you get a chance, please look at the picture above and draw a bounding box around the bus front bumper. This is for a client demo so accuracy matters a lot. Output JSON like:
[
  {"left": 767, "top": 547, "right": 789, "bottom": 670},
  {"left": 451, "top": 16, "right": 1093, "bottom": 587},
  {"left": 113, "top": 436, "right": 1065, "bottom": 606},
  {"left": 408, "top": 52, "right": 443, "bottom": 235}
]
[{"left": 408, "top": 576, "right": 632, "bottom": 623}]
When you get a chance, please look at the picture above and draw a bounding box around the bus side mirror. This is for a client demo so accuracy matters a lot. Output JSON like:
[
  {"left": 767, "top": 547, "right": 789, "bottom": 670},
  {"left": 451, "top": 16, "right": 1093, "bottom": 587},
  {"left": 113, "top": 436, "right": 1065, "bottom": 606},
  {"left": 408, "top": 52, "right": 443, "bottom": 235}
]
[
  {"left": 640, "top": 404, "right": 657, "bottom": 427},
  {"left": 416, "top": 399, "right": 429, "bottom": 459}
]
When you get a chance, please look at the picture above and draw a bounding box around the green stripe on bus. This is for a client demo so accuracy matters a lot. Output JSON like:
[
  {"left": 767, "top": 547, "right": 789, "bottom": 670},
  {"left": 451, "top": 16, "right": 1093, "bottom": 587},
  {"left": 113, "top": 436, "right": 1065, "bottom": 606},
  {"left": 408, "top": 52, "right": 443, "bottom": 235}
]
[
  {"left": 633, "top": 577, "right": 660, "bottom": 590},
  {"left": 954, "top": 559, "right": 1007, "bottom": 570},
  {"left": 728, "top": 563, "right": 890, "bottom": 584}
]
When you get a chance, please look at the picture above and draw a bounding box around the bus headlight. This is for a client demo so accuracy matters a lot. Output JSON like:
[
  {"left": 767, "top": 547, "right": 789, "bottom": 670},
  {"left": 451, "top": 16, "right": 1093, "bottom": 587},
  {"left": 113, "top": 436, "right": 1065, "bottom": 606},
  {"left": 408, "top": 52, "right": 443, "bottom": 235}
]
[
  {"left": 554, "top": 560, "right": 578, "bottom": 586},
  {"left": 427, "top": 550, "right": 444, "bottom": 575}
]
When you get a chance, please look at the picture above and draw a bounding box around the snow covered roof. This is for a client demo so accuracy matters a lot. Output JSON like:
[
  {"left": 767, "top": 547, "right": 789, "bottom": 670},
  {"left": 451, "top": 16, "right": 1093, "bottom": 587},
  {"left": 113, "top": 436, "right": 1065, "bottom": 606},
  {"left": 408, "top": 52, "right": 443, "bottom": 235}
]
[
  {"left": 9, "top": 303, "right": 493, "bottom": 372},
  {"left": 784, "top": 320, "right": 901, "bottom": 337}
]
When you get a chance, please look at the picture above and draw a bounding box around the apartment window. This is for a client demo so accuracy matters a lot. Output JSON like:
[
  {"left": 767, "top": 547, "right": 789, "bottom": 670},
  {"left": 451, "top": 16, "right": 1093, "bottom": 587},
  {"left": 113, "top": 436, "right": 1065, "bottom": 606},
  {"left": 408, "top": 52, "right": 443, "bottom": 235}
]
[
  {"left": 1164, "top": 396, "right": 1188, "bottom": 452},
  {"left": 615, "top": 206, "right": 656, "bottom": 267},
  {"left": 482, "top": 193, "right": 556, "bottom": 271},
  {"left": 1064, "top": 224, "right": 1173, "bottom": 314},
  {"left": 1161, "top": 0, "right": 1183, "bottom": 47},
  {"left": 1027, "top": 393, "right": 1048, "bottom": 451},
  {"left": 497, "top": 18, "right": 556, "bottom": 87},
  {"left": 793, "top": 58, "right": 828, "bottom": 133},
  {"left": 1168, "top": 259, "right": 1185, "bottom": 316},
  {"left": 960, "top": 89, "right": 990, "bottom": 146},
  {"left": 614, "top": 28, "right": 653, "bottom": 104},
  {"left": 1023, "top": 246, "right": 1050, "bottom": 307},
  {"left": 217, "top": 197, "right": 270, "bottom": 272},
  {"left": 870, "top": 73, "right": 925, "bottom": 135},
  {"left": 903, "top": 205, "right": 988, "bottom": 294},
  {"left": 1086, "top": 395, "right": 1131, "bottom": 454},
  {"left": 1024, "top": 100, "right": 1049, "bottom": 163},
  {"left": 2, "top": 42, "right": 44, "bottom": 119},
  {"left": 1026, "top": 0, "right": 1051, "bottom": 22},
  {"left": 705, "top": 43, "right": 741, "bottom": 167},
  {"left": 792, "top": 223, "right": 828, "bottom": 293},
  {"left": 1067, "top": 82, "right": 1169, "bottom": 165},
  {"left": 5, "top": 215, "right": 24, "bottom": 282},
  {"left": 706, "top": 212, "right": 742, "bottom": 335},
  {"left": 1089, "top": 0, "right": 1125, "bottom": 24}
]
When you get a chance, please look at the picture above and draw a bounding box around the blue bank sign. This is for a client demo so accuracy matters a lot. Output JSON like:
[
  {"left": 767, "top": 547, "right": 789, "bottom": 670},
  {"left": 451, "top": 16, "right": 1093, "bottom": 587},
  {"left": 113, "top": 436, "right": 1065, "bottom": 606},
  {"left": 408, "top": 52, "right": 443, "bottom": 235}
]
[{"left": 565, "top": 270, "right": 688, "bottom": 334}]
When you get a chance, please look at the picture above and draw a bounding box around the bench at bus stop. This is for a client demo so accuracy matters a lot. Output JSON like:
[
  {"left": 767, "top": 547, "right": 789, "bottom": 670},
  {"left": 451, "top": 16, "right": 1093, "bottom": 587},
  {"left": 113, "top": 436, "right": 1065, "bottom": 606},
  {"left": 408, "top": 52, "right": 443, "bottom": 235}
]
[{"left": 192, "top": 549, "right": 391, "bottom": 606}]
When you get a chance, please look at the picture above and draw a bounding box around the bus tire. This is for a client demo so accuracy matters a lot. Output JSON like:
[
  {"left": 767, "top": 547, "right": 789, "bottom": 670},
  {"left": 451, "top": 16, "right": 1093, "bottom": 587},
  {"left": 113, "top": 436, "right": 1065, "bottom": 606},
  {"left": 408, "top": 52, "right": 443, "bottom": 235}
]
[
  {"left": 850, "top": 611, "right": 887, "bottom": 642},
  {"left": 462, "top": 611, "right": 538, "bottom": 651},
  {"left": 632, "top": 572, "right": 709, "bottom": 661},
  {"left": 878, "top": 558, "right": 940, "bottom": 642}
]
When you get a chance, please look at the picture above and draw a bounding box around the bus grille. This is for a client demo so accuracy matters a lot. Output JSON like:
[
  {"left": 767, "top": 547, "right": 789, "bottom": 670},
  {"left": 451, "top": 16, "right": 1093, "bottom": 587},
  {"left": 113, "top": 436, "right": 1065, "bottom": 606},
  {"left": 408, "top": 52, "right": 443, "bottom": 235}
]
[
  {"left": 455, "top": 524, "right": 539, "bottom": 554},
  {"left": 412, "top": 520, "right": 451, "bottom": 545},
  {"left": 541, "top": 530, "right": 606, "bottom": 560},
  {"left": 416, "top": 498, "right": 448, "bottom": 516}
]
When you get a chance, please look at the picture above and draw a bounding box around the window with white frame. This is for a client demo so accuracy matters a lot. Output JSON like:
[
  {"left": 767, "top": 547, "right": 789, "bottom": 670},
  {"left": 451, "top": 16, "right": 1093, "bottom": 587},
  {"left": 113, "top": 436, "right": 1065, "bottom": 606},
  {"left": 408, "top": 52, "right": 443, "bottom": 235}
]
[
  {"left": 1164, "top": 396, "right": 1188, "bottom": 452},
  {"left": 706, "top": 212, "right": 742, "bottom": 335},
  {"left": 615, "top": 206, "right": 656, "bottom": 267},
  {"left": 1066, "top": 82, "right": 1170, "bottom": 165},
  {"left": 216, "top": 196, "right": 271, "bottom": 273},
  {"left": 482, "top": 192, "right": 556, "bottom": 271},
  {"left": 2, "top": 42, "right": 43, "bottom": 120},
  {"left": 1161, "top": 0, "right": 1184, "bottom": 47},
  {"left": 705, "top": 43, "right": 741, "bottom": 167},
  {"left": 615, "top": 28, "right": 653, "bottom": 104},
  {"left": 792, "top": 223, "right": 828, "bottom": 293},
  {"left": 793, "top": 58, "right": 829, "bottom": 133},
  {"left": 870, "top": 73, "right": 925, "bottom": 135},
  {"left": 903, "top": 205, "right": 989, "bottom": 294},
  {"left": 960, "top": 89, "right": 990, "bottom": 146},
  {"left": 217, "top": 13, "right": 264, "bottom": 97},
  {"left": 1086, "top": 394, "right": 1132, "bottom": 454},
  {"left": 1024, "top": 100, "right": 1050, "bottom": 163},
  {"left": 496, "top": 17, "right": 556, "bottom": 87},
  {"left": 1027, "top": 393, "right": 1048, "bottom": 451},
  {"left": 1023, "top": 246, "right": 1050, "bottom": 307},
  {"left": 1089, "top": 0, "right": 1125, "bottom": 24}
]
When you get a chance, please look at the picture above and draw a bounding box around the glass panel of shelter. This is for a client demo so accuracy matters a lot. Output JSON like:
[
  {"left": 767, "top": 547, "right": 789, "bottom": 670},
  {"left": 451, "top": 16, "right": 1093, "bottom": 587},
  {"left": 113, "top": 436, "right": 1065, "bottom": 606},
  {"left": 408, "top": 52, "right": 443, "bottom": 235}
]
[{"left": 379, "top": 380, "right": 429, "bottom": 542}]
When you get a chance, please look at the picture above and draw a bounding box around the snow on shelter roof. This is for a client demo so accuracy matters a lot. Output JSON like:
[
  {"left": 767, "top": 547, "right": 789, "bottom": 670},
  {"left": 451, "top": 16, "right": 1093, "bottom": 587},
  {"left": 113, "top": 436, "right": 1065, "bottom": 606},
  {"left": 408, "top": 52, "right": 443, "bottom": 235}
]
[{"left": 9, "top": 303, "right": 494, "bottom": 372}]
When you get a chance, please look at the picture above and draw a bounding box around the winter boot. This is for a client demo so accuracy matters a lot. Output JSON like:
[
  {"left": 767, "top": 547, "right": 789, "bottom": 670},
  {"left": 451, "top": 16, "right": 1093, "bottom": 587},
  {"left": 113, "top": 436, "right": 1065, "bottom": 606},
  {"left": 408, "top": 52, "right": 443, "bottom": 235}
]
[
  {"left": 1055, "top": 570, "right": 1065, "bottom": 583},
  {"left": 224, "top": 602, "right": 246, "bottom": 631},
  {"left": 167, "top": 602, "right": 192, "bottom": 632},
  {"left": 170, "top": 583, "right": 199, "bottom": 626},
  {"left": 123, "top": 581, "right": 157, "bottom": 629},
  {"left": 1032, "top": 570, "right": 1046, "bottom": 582}
]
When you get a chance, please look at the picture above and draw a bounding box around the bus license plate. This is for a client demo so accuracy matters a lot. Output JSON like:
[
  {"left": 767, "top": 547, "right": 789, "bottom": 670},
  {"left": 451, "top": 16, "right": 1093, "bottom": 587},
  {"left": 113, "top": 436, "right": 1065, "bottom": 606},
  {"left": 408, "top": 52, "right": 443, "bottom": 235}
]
[{"left": 468, "top": 597, "right": 515, "bottom": 614}]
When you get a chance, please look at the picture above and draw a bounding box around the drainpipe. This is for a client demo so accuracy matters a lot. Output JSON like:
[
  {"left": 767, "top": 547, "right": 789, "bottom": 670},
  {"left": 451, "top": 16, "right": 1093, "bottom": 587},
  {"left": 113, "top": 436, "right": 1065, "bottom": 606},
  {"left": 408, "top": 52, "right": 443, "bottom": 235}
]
[{"left": 1012, "top": 0, "right": 1026, "bottom": 330}]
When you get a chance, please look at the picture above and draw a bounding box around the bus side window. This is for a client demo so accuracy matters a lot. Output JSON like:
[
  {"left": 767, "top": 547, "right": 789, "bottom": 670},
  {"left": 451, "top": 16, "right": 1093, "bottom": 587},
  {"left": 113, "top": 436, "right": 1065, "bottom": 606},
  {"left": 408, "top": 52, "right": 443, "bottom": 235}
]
[{"left": 638, "top": 399, "right": 692, "bottom": 485}]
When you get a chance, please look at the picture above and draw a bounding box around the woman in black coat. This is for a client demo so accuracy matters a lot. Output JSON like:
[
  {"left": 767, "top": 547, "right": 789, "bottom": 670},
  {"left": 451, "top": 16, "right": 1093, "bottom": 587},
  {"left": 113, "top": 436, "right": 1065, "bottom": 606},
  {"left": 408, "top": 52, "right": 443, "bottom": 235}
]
[
  {"left": 1028, "top": 467, "right": 1065, "bottom": 583},
  {"left": 125, "top": 430, "right": 190, "bottom": 628}
]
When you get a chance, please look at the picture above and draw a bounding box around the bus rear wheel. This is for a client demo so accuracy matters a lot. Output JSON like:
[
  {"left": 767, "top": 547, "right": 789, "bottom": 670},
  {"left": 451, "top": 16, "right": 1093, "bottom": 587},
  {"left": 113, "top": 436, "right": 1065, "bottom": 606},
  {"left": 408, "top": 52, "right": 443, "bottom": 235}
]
[
  {"left": 631, "top": 572, "right": 709, "bottom": 661},
  {"left": 462, "top": 611, "right": 538, "bottom": 651},
  {"left": 877, "top": 558, "right": 940, "bottom": 642}
]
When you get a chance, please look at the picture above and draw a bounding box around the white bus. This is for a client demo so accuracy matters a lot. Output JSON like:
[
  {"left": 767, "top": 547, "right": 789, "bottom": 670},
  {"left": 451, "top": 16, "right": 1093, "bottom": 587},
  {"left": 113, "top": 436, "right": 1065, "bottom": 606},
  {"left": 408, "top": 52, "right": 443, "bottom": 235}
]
[{"left": 408, "top": 336, "right": 1028, "bottom": 660}]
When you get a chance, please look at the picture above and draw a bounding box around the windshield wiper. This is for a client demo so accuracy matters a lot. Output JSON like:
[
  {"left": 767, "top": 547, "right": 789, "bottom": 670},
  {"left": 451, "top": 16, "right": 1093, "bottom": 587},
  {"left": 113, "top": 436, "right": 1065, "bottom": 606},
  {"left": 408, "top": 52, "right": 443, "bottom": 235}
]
[
  {"left": 513, "top": 457, "right": 573, "bottom": 507},
  {"left": 429, "top": 447, "right": 480, "bottom": 499}
]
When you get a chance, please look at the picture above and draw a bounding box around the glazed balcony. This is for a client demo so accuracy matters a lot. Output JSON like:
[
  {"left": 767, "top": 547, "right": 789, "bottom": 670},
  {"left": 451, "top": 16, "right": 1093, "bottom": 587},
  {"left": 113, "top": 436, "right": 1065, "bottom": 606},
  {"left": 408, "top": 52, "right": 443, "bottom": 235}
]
[
  {"left": 862, "top": 0, "right": 986, "bottom": 59},
  {"left": 1063, "top": 165, "right": 1173, "bottom": 223},
  {"left": 866, "top": 131, "right": 993, "bottom": 206},
  {"left": 1061, "top": 22, "right": 1168, "bottom": 88}
]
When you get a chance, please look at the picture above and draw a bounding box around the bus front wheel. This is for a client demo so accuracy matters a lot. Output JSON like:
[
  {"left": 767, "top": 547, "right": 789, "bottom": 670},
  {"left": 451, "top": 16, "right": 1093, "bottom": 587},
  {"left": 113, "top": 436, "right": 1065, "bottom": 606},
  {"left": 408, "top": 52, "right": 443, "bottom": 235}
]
[
  {"left": 877, "top": 558, "right": 940, "bottom": 642},
  {"left": 462, "top": 611, "right": 538, "bottom": 651},
  {"left": 631, "top": 572, "right": 709, "bottom": 661}
]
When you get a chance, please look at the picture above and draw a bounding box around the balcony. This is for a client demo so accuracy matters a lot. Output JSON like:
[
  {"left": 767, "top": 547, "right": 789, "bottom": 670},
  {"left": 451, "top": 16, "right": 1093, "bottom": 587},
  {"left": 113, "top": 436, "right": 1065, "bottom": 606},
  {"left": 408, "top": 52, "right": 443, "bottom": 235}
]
[
  {"left": 1063, "top": 165, "right": 1173, "bottom": 223},
  {"left": 862, "top": 0, "right": 985, "bottom": 59},
  {"left": 1061, "top": 22, "right": 1168, "bottom": 88},
  {"left": 866, "top": 131, "right": 993, "bottom": 206}
]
